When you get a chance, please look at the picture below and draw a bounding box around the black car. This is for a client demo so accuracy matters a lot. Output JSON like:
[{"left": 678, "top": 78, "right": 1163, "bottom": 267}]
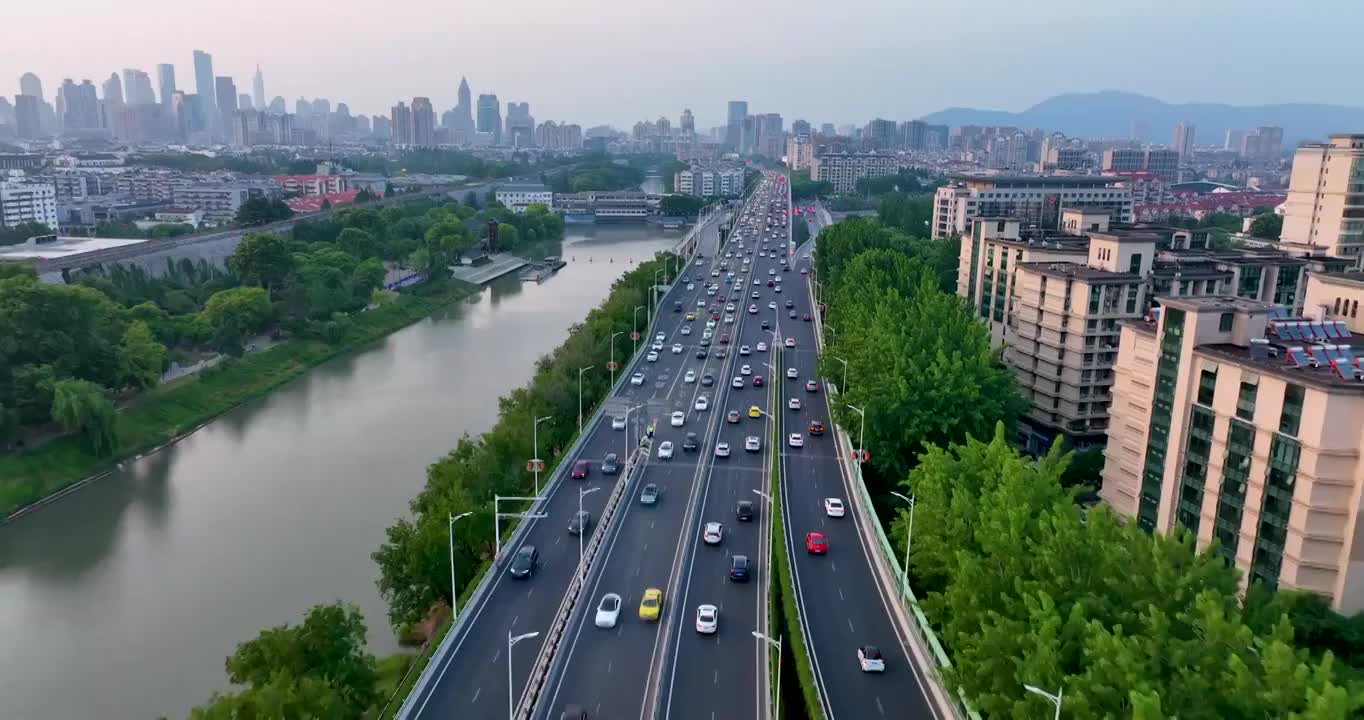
[
  {"left": 682, "top": 432, "right": 699, "bottom": 452},
  {"left": 729, "top": 554, "right": 751, "bottom": 582},
  {"left": 696, "top": 348, "right": 709, "bottom": 359},
  {"left": 560, "top": 706, "right": 588, "bottom": 720},
  {"left": 701, "top": 373, "right": 715, "bottom": 386},
  {"left": 761, "top": 320, "right": 771, "bottom": 330},
  {"left": 508, "top": 545, "right": 538, "bottom": 579},
  {"left": 567, "top": 511, "right": 591, "bottom": 536},
  {"left": 673, "top": 300, "right": 682, "bottom": 312},
  {"left": 601, "top": 452, "right": 620, "bottom": 474},
  {"left": 736, "top": 500, "right": 755, "bottom": 522},
  {"left": 785, "top": 300, "right": 794, "bottom": 308}
]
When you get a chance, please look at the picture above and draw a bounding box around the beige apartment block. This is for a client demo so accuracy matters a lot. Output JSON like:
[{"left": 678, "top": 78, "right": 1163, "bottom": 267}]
[
  {"left": 1101, "top": 295, "right": 1364, "bottom": 612},
  {"left": 1302, "top": 271, "right": 1364, "bottom": 334},
  {"left": 1281, "top": 134, "right": 1364, "bottom": 268}
]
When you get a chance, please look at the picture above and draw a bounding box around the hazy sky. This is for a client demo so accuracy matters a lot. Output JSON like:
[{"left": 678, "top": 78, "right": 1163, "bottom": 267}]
[{"left": 6, "top": 0, "right": 1361, "bottom": 128}]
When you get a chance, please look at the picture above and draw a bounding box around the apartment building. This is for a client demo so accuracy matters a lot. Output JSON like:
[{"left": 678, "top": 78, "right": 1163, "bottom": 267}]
[
  {"left": 171, "top": 184, "right": 249, "bottom": 225},
  {"left": 494, "top": 182, "right": 553, "bottom": 213},
  {"left": 1102, "top": 148, "right": 1181, "bottom": 182},
  {"left": 674, "top": 166, "right": 745, "bottom": 198},
  {"left": 810, "top": 151, "right": 899, "bottom": 193},
  {"left": 274, "top": 174, "right": 347, "bottom": 196},
  {"left": 785, "top": 134, "right": 813, "bottom": 172},
  {"left": 1280, "top": 134, "right": 1364, "bottom": 268},
  {"left": 1100, "top": 292, "right": 1364, "bottom": 612},
  {"left": 933, "top": 175, "right": 1133, "bottom": 240},
  {"left": 0, "top": 180, "right": 58, "bottom": 228}
]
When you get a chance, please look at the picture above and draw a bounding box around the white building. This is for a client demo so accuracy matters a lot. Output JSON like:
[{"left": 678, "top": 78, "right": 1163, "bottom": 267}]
[
  {"left": 932, "top": 175, "right": 1134, "bottom": 240},
  {"left": 674, "top": 166, "right": 745, "bottom": 198},
  {"left": 495, "top": 182, "right": 554, "bottom": 213},
  {"left": 171, "top": 185, "right": 250, "bottom": 225},
  {"left": 0, "top": 181, "right": 59, "bottom": 229},
  {"left": 810, "top": 151, "right": 899, "bottom": 193},
  {"left": 785, "top": 134, "right": 813, "bottom": 172}
]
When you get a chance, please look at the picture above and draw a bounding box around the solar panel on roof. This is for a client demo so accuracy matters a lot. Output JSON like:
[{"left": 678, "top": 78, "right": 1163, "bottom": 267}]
[
  {"left": 1339, "top": 345, "right": 1355, "bottom": 363},
  {"left": 1336, "top": 320, "right": 1352, "bottom": 338},
  {"left": 1323, "top": 322, "right": 1342, "bottom": 339},
  {"left": 1287, "top": 346, "right": 1311, "bottom": 366},
  {"left": 1268, "top": 306, "right": 1291, "bottom": 319},
  {"left": 1308, "top": 346, "right": 1332, "bottom": 365},
  {"left": 1285, "top": 323, "right": 1304, "bottom": 341},
  {"left": 1311, "top": 322, "right": 1330, "bottom": 340}
]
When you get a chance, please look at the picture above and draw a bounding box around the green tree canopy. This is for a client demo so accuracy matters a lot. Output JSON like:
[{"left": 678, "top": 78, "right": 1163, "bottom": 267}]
[
  {"left": 236, "top": 197, "right": 295, "bottom": 226},
  {"left": 50, "top": 378, "right": 117, "bottom": 456},
  {"left": 1251, "top": 212, "right": 1284, "bottom": 240},
  {"left": 118, "top": 320, "right": 167, "bottom": 390},
  {"left": 229, "top": 233, "right": 296, "bottom": 295}
]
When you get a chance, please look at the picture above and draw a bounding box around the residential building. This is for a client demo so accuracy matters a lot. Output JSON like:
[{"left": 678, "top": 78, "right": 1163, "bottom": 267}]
[
  {"left": 674, "top": 165, "right": 746, "bottom": 198},
  {"left": 1226, "top": 129, "right": 1247, "bottom": 152},
  {"left": 14, "top": 94, "right": 42, "bottom": 138},
  {"left": 390, "top": 101, "right": 412, "bottom": 145},
  {"left": 411, "top": 96, "right": 435, "bottom": 146},
  {"left": 171, "top": 184, "right": 249, "bottom": 224},
  {"left": 59, "top": 79, "right": 100, "bottom": 131},
  {"left": 1173, "top": 122, "right": 1196, "bottom": 159},
  {"left": 680, "top": 108, "right": 695, "bottom": 139},
  {"left": 786, "top": 134, "right": 813, "bottom": 172},
  {"left": 494, "top": 182, "right": 553, "bottom": 213},
  {"left": 1102, "top": 147, "right": 1180, "bottom": 182},
  {"left": 757, "top": 113, "right": 784, "bottom": 159},
  {"left": 122, "top": 69, "right": 155, "bottom": 106},
  {"left": 274, "top": 175, "right": 346, "bottom": 196},
  {"left": 1280, "top": 134, "right": 1364, "bottom": 267},
  {"left": 19, "top": 72, "right": 42, "bottom": 100},
  {"left": 1242, "top": 127, "right": 1285, "bottom": 161},
  {"left": 0, "top": 180, "right": 59, "bottom": 228},
  {"left": 810, "top": 151, "right": 899, "bottom": 193},
  {"left": 865, "top": 118, "right": 898, "bottom": 149},
  {"left": 933, "top": 175, "right": 1134, "bottom": 239},
  {"left": 1100, "top": 292, "right": 1364, "bottom": 613}
]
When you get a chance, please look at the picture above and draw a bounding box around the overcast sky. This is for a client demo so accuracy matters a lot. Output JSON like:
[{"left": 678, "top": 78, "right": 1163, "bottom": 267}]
[{"left": 6, "top": 0, "right": 1361, "bottom": 128}]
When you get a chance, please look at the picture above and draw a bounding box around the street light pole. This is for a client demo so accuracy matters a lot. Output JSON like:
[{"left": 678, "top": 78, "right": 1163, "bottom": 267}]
[
  {"left": 577, "top": 366, "right": 593, "bottom": 433},
  {"left": 1024, "top": 684, "right": 1063, "bottom": 720},
  {"left": 624, "top": 403, "right": 645, "bottom": 458},
  {"left": 507, "top": 631, "right": 541, "bottom": 720},
  {"left": 633, "top": 305, "right": 646, "bottom": 356},
  {"left": 578, "top": 486, "right": 602, "bottom": 575},
  {"left": 847, "top": 404, "right": 865, "bottom": 468},
  {"left": 752, "top": 631, "right": 782, "bottom": 720},
  {"left": 889, "top": 491, "right": 915, "bottom": 599},
  {"left": 533, "top": 415, "right": 552, "bottom": 496},
  {"left": 651, "top": 269, "right": 664, "bottom": 324},
  {"left": 448, "top": 511, "right": 473, "bottom": 622},
  {"left": 610, "top": 331, "right": 624, "bottom": 387},
  {"left": 833, "top": 355, "right": 848, "bottom": 394}
]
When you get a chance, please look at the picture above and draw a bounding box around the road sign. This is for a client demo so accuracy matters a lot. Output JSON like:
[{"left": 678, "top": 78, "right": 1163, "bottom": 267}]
[
  {"left": 527, "top": 459, "right": 545, "bottom": 472},
  {"left": 629, "top": 332, "right": 641, "bottom": 340},
  {"left": 606, "top": 361, "right": 620, "bottom": 370},
  {"left": 850, "top": 451, "right": 870, "bottom": 462}
]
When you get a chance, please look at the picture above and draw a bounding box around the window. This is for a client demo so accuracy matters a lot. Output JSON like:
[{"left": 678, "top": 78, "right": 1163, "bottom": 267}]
[
  {"left": 1128, "top": 253, "right": 1143, "bottom": 275},
  {"left": 1197, "top": 368, "right": 1218, "bottom": 406},
  {"left": 1237, "top": 381, "right": 1258, "bottom": 421},
  {"left": 1279, "top": 384, "right": 1304, "bottom": 436},
  {"left": 1218, "top": 313, "right": 1234, "bottom": 332}
]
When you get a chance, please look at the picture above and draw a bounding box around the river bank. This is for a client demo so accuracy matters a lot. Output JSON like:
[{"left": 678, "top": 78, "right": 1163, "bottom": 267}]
[{"left": 0, "top": 280, "right": 477, "bottom": 520}]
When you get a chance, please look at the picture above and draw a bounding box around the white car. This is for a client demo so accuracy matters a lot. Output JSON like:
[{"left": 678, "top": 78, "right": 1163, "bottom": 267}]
[
  {"left": 785, "top": 338, "right": 796, "bottom": 348},
  {"left": 671, "top": 411, "right": 685, "bottom": 427},
  {"left": 680, "top": 325, "right": 692, "bottom": 336},
  {"left": 595, "top": 593, "right": 622, "bottom": 628},
  {"left": 711, "top": 270, "right": 720, "bottom": 277},
  {"left": 695, "top": 396, "right": 709, "bottom": 411},
  {"left": 714, "top": 442, "right": 731, "bottom": 457},
  {"left": 788, "top": 433, "right": 804, "bottom": 448},
  {"left": 753, "top": 279, "right": 761, "bottom": 286},
  {"left": 612, "top": 415, "right": 627, "bottom": 430},
  {"left": 706, "top": 321, "right": 716, "bottom": 330},
  {"left": 732, "top": 376, "right": 744, "bottom": 389},
  {"left": 786, "top": 367, "right": 798, "bottom": 379},
  {"left": 768, "top": 268, "right": 776, "bottom": 276},
  {"left": 739, "top": 345, "right": 751, "bottom": 356},
  {"left": 748, "top": 305, "right": 758, "bottom": 314},
  {"left": 651, "top": 341, "right": 663, "bottom": 352},
  {"left": 685, "top": 370, "right": 697, "bottom": 383},
  {"left": 745, "top": 436, "right": 761, "bottom": 452},
  {"left": 672, "top": 343, "right": 684, "bottom": 354},
  {"left": 657, "top": 441, "right": 674, "bottom": 459},
  {"left": 757, "top": 342, "right": 768, "bottom": 352},
  {"left": 647, "top": 351, "right": 659, "bottom": 362},
  {"left": 768, "top": 301, "right": 777, "bottom": 310},
  {"left": 655, "top": 333, "right": 666, "bottom": 343},
  {"left": 788, "top": 397, "right": 801, "bottom": 410},
  {"left": 858, "top": 646, "right": 886, "bottom": 673},
  {"left": 697, "top": 299, "right": 706, "bottom": 307},
  {"left": 740, "top": 364, "right": 752, "bottom": 376},
  {"left": 695, "top": 604, "right": 719, "bottom": 634},
  {"left": 725, "top": 303, "right": 736, "bottom": 312},
  {"left": 724, "top": 314, "right": 735, "bottom": 324},
  {"left": 707, "top": 287, "right": 717, "bottom": 296},
  {"left": 703, "top": 522, "right": 723, "bottom": 545},
  {"left": 631, "top": 373, "right": 646, "bottom": 385},
  {"left": 687, "top": 283, "right": 695, "bottom": 291},
  {"left": 824, "top": 498, "right": 846, "bottom": 518}
]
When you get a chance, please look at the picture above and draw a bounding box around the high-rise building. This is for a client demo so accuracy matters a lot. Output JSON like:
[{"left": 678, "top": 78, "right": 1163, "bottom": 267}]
[
  {"left": 156, "top": 64, "right": 176, "bottom": 106},
  {"left": 1102, "top": 147, "right": 1181, "bottom": 182},
  {"left": 785, "top": 134, "right": 813, "bottom": 171},
  {"left": 268, "top": 96, "right": 286, "bottom": 114},
  {"left": 454, "top": 77, "right": 474, "bottom": 133},
  {"left": 390, "top": 101, "right": 412, "bottom": 145},
  {"left": 13, "top": 94, "right": 42, "bottom": 138},
  {"left": 819, "top": 123, "right": 835, "bottom": 137},
  {"left": 238, "top": 93, "right": 253, "bottom": 111},
  {"left": 59, "top": 79, "right": 100, "bottom": 130},
  {"left": 1241, "top": 126, "right": 1284, "bottom": 161},
  {"left": 792, "top": 119, "right": 811, "bottom": 136},
  {"left": 810, "top": 152, "right": 899, "bottom": 193},
  {"left": 932, "top": 175, "right": 1133, "bottom": 239},
  {"left": 505, "top": 101, "right": 533, "bottom": 147},
  {"left": 1280, "top": 134, "right": 1364, "bottom": 267},
  {"left": 865, "top": 118, "right": 898, "bottom": 149},
  {"left": 252, "top": 66, "right": 265, "bottom": 111},
  {"left": 169, "top": 91, "right": 190, "bottom": 138},
  {"left": 411, "top": 96, "right": 435, "bottom": 146},
  {"left": 296, "top": 97, "right": 312, "bottom": 117},
  {"left": 740, "top": 115, "right": 757, "bottom": 155},
  {"left": 101, "top": 73, "right": 125, "bottom": 137},
  {"left": 215, "top": 76, "right": 238, "bottom": 135},
  {"left": 726, "top": 100, "right": 747, "bottom": 150},
  {"left": 1225, "top": 128, "right": 1246, "bottom": 152},
  {"left": 19, "top": 72, "right": 43, "bottom": 100},
  {"left": 121, "top": 69, "right": 155, "bottom": 106},
  {"left": 0, "top": 180, "right": 59, "bottom": 229},
  {"left": 192, "top": 50, "right": 217, "bottom": 124},
  {"left": 756, "top": 113, "right": 783, "bottom": 159},
  {"left": 101, "top": 73, "right": 124, "bottom": 107},
  {"left": 476, "top": 94, "right": 501, "bottom": 143},
  {"left": 680, "top": 108, "right": 695, "bottom": 139},
  {"left": 1173, "top": 122, "right": 1196, "bottom": 159}
]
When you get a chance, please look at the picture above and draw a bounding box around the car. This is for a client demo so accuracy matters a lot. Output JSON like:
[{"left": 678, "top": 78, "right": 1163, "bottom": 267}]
[
  {"left": 801, "top": 267, "right": 808, "bottom": 274},
  {"left": 711, "top": 269, "right": 720, "bottom": 277},
  {"left": 595, "top": 593, "right": 622, "bottom": 628},
  {"left": 739, "top": 345, "right": 751, "bottom": 356},
  {"left": 631, "top": 372, "right": 646, "bottom": 386},
  {"left": 647, "top": 351, "right": 659, "bottom": 362},
  {"left": 785, "top": 300, "right": 795, "bottom": 308},
  {"left": 752, "top": 291, "right": 760, "bottom": 299},
  {"left": 858, "top": 645, "right": 886, "bottom": 673},
  {"left": 740, "top": 364, "right": 752, "bottom": 376},
  {"left": 670, "top": 411, "right": 686, "bottom": 428},
  {"left": 684, "top": 370, "right": 697, "bottom": 384},
  {"left": 695, "top": 395, "right": 709, "bottom": 411},
  {"left": 789, "top": 433, "right": 804, "bottom": 448},
  {"left": 756, "top": 341, "right": 768, "bottom": 352},
  {"left": 753, "top": 376, "right": 765, "bottom": 387},
  {"left": 707, "top": 286, "right": 717, "bottom": 296},
  {"left": 806, "top": 380, "right": 820, "bottom": 393},
  {"left": 808, "top": 421, "right": 826, "bottom": 435},
  {"left": 686, "top": 311, "right": 697, "bottom": 321},
  {"left": 788, "top": 397, "right": 801, "bottom": 410},
  {"left": 726, "top": 409, "right": 741, "bottom": 423},
  {"left": 571, "top": 460, "right": 590, "bottom": 479},
  {"left": 725, "top": 303, "right": 735, "bottom": 312},
  {"left": 768, "top": 301, "right": 777, "bottom": 310},
  {"left": 683, "top": 432, "right": 699, "bottom": 452},
  {"left": 761, "top": 320, "right": 771, "bottom": 330},
  {"left": 568, "top": 510, "right": 592, "bottom": 536},
  {"left": 735, "top": 499, "right": 755, "bottom": 521},
  {"left": 703, "top": 521, "right": 723, "bottom": 545},
  {"left": 657, "top": 441, "right": 674, "bottom": 459},
  {"left": 753, "top": 279, "right": 760, "bottom": 286},
  {"left": 672, "top": 343, "right": 684, "bottom": 354},
  {"left": 774, "top": 285, "right": 782, "bottom": 293},
  {"left": 699, "top": 338, "right": 710, "bottom": 347},
  {"left": 767, "top": 280, "right": 775, "bottom": 287},
  {"left": 730, "top": 376, "right": 743, "bottom": 389},
  {"left": 508, "top": 545, "right": 538, "bottom": 579},
  {"left": 803, "top": 313, "right": 812, "bottom": 322},
  {"left": 768, "top": 268, "right": 776, "bottom": 276},
  {"left": 788, "top": 309, "right": 797, "bottom": 318},
  {"left": 805, "top": 531, "right": 827, "bottom": 554},
  {"left": 714, "top": 442, "right": 731, "bottom": 457},
  {"left": 719, "top": 334, "right": 730, "bottom": 344},
  {"left": 824, "top": 498, "right": 846, "bottom": 517},
  {"left": 702, "top": 374, "right": 715, "bottom": 386},
  {"left": 715, "top": 349, "right": 727, "bottom": 361},
  {"left": 602, "top": 453, "right": 620, "bottom": 474},
  {"left": 697, "top": 298, "right": 706, "bottom": 307},
  {"left": 695, "top": 604, "right": 719, "bottom": 634},
  {"left": 748, "top": 304, "right": 758, "bottom": 314},
  {"left": 612, "top": 415, "right": 626, "bottom": 430},
  {"left": 785, "top": 338, "right": 796, "bottom": 348},
  {"left": 748, "top": 405, "right": 762, "bottom": 418},
  {"left": 640, "top": 483, "right": 660, "bottom": 504},
  {"left": 724, "top": 314, "right": 734, "bottom": 324},
  {"left": 745, "top": 436, "right": 761, "bottom": 452},
  {"left": 695, "top": 348, "right": 708, "bottom": 359},
  {"left": 680, "top": 325, "right": 691, "bottom": 336},
  {"left": 729, "top": 555, "right": 751, "bottom": 582},
  {"left": 639, "top": 588, "right": 663, "bottom": 621}
]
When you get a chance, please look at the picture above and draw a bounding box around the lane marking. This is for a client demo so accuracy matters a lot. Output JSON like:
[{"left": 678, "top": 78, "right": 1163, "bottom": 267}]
[{"left": 471, "top": 688, "right": 481, "bottom": 704}]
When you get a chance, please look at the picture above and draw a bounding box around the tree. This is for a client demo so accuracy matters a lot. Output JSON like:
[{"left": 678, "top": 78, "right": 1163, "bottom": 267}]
[
  {"left": 1251, "top": 212, "right": 1284, "bottom": 240},
  {"left": 202, "top": 287, "right": 273, "bottom": 349},
  {"left": 229, "top": 233, "right": 296, "bottom": 295},
  {"left": 321, "top": 199, "right": 332, "bottom": 211},
  {"left": 336, "top": 227, "right": 379, "bottom": 259},
  {"left": 659, "top": 194, "right": 706, "bottom": 218},
  {"left": 50, "top": 378, "right": 117, "bottom": 456},
  {"left": 118, "top": 320, "right": 167, "bottom": 390},
  {"left": 236, "top": 197, "right": 294, "bottom": 226},
  {"left": 192, "top": 673, "right": 350, "bottom": 720},
  {"left": 0, "top": 221, "right": 53, "bottom": 247}
]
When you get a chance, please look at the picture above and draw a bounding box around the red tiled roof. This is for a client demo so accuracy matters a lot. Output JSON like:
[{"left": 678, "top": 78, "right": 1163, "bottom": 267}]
[{"left": 285, "top": 189, "right": 382, "bottom": 213}]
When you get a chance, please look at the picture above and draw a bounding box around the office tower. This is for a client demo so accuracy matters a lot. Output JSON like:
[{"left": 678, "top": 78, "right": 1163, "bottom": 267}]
[
  {"left": 215, "top": 77, "right": 238, "bottom": 134},
  {"left": 19, "top": 72, "right": 43, "bottom": 100},
  {"left": 296, "top": 97, "right": 312, "bottom": 117},
  {"left": 238, "top": 93, "right": 253, "bottom": 111},
  {"left": 726, "top": 100, "right": 747, "bottom": 150},
  {"left": 1225, "top": 128, "right": 1246, "bottom": 152},
  {"left": 505, "top": 101, "right": 533, "bottom": 146},
  {"left": 157, "top": 64, "right": 176, "bottom": 106},
  {"left": 792, "top": 119, "right": 811, "bottom": 135},
  {"left": 59, "top": 79, "right": 100, "bottom": 130},
  {"left": 454, "top": 77, "right": 474, "bottom": 132},
  {"left": 1281, "top": 134, "right": 1364, "bottom": 267},
  {"left": 122, "top": 69, "right": 155, "bottom": 105},
  {"left": 193, "top": 50, "right": 217, "bottom": 121},
  {"left": 312, "top": 98, "right": 330, "bottom": 116},
  {"left": 252, "top": 66, "right": 265, "bottom": 111},
  {"left": 820, "top": 123, "right": 835, "bottom": 137},
  {"left": 1173, "top": 122, "right": 1195, "bottom": 159},
  {"left": 14, "top": 95, "right": 42, "bottom": 138},
  {"left": 390, "top": 101, "right": 412, "bottom": 144},
  {"left": 680, "top": 108, "right": 695, "bottom": 138},
  {"left": 756, "top": 113, "right": 783, "bottom": 158},
  {"left": 268, "top": 96, "right": 286, "bottom": 114},
  {"left": 411, "top": 96, "right": 435, "bottom": 146},
  {"left": 101, "top": 73, "right": 125, "bottom": 137},
  {"left": 102, "top": 72, "right": 124, "bottom": 106},
  {"left": 476, "top": 94, "right": 501, "bottom": 143},
  {"left": 169, "top": 91, "right": 189, "bottom": 138}
]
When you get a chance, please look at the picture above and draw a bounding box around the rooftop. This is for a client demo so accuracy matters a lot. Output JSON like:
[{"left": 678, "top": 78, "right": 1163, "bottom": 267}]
[
  {"left": 496, "top": 183, "right": 550, "bottom": 193},
  {"left": 950, "top": 174, "right": 1122, "bottom": 186},
  {"left": 1020, "top": 261, "right": 1141, "bottom": 283},
  {"left": 0, "top": 236, "right": 148, "bottom": 261}
]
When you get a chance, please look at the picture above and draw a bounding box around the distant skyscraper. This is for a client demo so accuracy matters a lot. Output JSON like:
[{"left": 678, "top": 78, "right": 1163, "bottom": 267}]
[
  {"left": 252, "top": 66, "right": 265, "bottom": 111},
  {"left": 680, "top": 108, "right": 695, "bottom": 138},
  {"left": 102, "top": 73, "right": 124, "bottom": 106},
  {"left": 19, "top": 72, "right": 42, "bottom": 99},
  {"left": 455, "top": 77, "right": 474, "bottom": 132},
  {"left": 312, "top": 98, "right": 330, "bottom": 116},
  {"left": 820, "top": 123, "right": 835, "bottom": 136},
  {"left": 215, "top": 76, "right": 238, "bottom": 132},
  {"left": 268, "top": 96, "right": 286, "bottom": 114},
  {"left": 102, "top": 73, "right": 125, "bottom": 136},
  {"left": 792, "top": 119, "right": 811, "bottom": 135},
  {"left": 1172, "top": 122, "right": 1195, "bottom": 159},
  {"left": 296, "top": 97, "right": 312, "bottom": 116},
  {"left": 59, "top": 79, "right": 100, "bottom": 130},
  {"left": 238, "top": 93, "right": 253, "bottom": 111},
  {"left": 390, "top": 101, "right": 412, "bottom": 144},
  {"left": 1224, "top": 128, "right": 1246, "bottom": 152},
  {"left": 192, "top": 50, "right": 217, "bottom": 122},
  {"left": 411, "top": 96, "right": 435, "bottom": 146},
  {"left": 477, "top": 94, "right": 501, "bottom": 143},
  {"left": 14, "top": 94, "right": 42, "bottom": 138},
  {"left": 505, "top": 101, "right": 533, "bottom": 146},
  {"left": 157, "top": 64, "right": 176, "bottom": 106},
  {"left": 122, "top": 69, "right": 155, "bottom": 105},
  {"left": 726, "top": 101, "right": 747, "bottom": 150}
]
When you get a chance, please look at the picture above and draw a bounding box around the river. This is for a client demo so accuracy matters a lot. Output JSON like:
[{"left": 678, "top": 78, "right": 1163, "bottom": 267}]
[{"left": 0, "top": 224, "right": 682, "bottom": 720}]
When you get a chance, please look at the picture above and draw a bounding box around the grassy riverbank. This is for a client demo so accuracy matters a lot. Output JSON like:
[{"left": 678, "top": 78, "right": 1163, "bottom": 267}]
[{"left": 0, "top": 280, "right": 478, "bottom": 518}]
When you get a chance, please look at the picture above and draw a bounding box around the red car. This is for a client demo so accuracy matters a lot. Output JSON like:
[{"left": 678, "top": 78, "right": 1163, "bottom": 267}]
[
  {"left": 711, "top": 313, "right": 720, "bottom": 320},
  {"left": 719, "top": 334, "right": 730, "bottom": 344},
  {"left": 805, "top": 532, "right": 828, "bottom": 555},
  {"left": 808, "top": 421, "right": 825, "bottom": 435},
  {"left": 767, "top": 280, "right": 775, "bottom": 287},
  {"left": 753, "top": 376, "right": 765, "bottom": 387},
  {"left": 803, "top": 313, "right": 812, "bottom": 322},
  {"left": 571, "top": 460, "right": 590, "bottom": 479}
]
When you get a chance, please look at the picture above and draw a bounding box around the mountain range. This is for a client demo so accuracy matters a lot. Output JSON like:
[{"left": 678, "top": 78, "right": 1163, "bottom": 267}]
[{"left": 918, "top": 91, "right": 1364, "bottom": 146}]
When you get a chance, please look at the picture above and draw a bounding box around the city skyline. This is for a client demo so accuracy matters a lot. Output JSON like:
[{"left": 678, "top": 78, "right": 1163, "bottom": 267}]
[{"left": 5, "top": 0, "right": 1363, "bottom": 129}]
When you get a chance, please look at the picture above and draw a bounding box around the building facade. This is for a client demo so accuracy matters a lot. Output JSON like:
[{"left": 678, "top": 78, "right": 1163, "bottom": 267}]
[
  {"left": 785, "top": 134, "right": 813, "bottom": 172},
  {"left": 674, "top": 166, "right": 746, "bottom": 197},
  {"left": 171, "top": 184, "right": 249, "bottom": 224},
  {"left": 1280, "top": 134, "right": 1364, "bottom": 268},
  {"left": 933, "top": 175, "right": 1134, "bottom": 240},
  {"left": 494, "top": 183, "right": 553, "bottom": 213},
  {"left": 0, "top": 181, "right": 59, "bottom": 228},
  {"left": 810, "top": 152, "right": 898, "bottom": 193}
]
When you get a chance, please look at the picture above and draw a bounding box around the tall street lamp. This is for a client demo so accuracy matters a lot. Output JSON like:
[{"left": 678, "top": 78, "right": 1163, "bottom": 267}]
[
  {"left": 889, "top": 491, "right": 915, "bottom": 599},
  {"left": 507, "top": 631, "right": 541, "bottom": 719},
  {"left": 577, "top": 486, "right": 602, "bottom": 574},
  {"left": 752, "top": 630, "right": 782, "bottom": 720},
  {"left": 650, "top": 269, "right": 664, "bottom": 324},
  {"left": 633, "top": 305, "right": 646, "bottom": 355},
  {"left": 1024, "top": 684, "right": 1063, "bottom": 720},
  {"left": 832, "top": 355, "right": 848, "bottom": 393},
  {"left": 609, "top": 331, "right": 625, "bottom": 387},
  {"left": 448, "top": 511, "right": 473, "bottom": 622},
  {"left": 492, "top": 495, "right": 547, "bottom": 559},
  {"left": 624, "top": 403, "right": 645, "bottom": 457},
  {"left": 532, "top": 415, "right": 553, "bottom": 495},
  {"left": 577, "top": 366, "right": 593, "bottom": 433},
  {"left": 846, "top": 404, "right": 866, "bottom": 468}
]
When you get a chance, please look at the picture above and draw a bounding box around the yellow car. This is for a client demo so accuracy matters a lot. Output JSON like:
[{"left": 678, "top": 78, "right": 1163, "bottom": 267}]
[
  {"left": 639, "top": 588, "right": 663, "bottom": 620},
  {"left": 686, "top": 312, "right": 696, "bottom": 321},
  {"left": 748, "top": 405, "right": 762, "bottom": 418}
]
